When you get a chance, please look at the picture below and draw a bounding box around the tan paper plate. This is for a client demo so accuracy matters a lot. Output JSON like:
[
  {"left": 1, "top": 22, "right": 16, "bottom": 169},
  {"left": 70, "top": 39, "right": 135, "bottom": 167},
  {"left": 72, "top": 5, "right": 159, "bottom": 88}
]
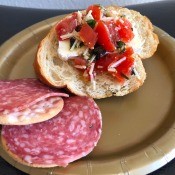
[{"left": 0, "top": 15, "right": 175, "bottom": 175}]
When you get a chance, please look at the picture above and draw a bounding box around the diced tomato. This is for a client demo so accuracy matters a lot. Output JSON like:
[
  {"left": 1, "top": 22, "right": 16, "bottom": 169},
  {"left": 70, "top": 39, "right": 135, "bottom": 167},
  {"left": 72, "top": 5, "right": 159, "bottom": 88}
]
[
  {"left": 95, "top": 21, "right": 116, "bottom": 52},
  {"left": 118, "top": 28, "right": 134, "bottom": 43},
  {"left": 79, "top": 23, "right": 97, "bottom": 49},
  {"left": 73, "top": 57, "right": 87, "bottom": 66},
  {"left": 116, "top": 18, "right": 132, "bottom": 29},
  {"left": 117, "top": 56, "right": 134, "bottom": 75},
  {"left": 115, "top": 47, "right": 134, "bottom": 76},
  {"left": 105, "top": 20, "right": 119, "bottom": 46},
  {"left": 116, "top": 18, "right": 134, "bottom": 42},
  {"left": 115, "top": 73, "right": 125, "bottom": 83},
  {"left": 95, "top": 53, "right": 119, "bottom": 72},
  {"left": 95, "top": 48, "right": 134, "bottom": 82},
  {"left": 71, "top": 57, "right": 87, "bottom": 72},
  {"left": 121, "top": 47, "right": 134, "bottom": 57},
  {"left": 56, "top": 13, "right": 78, "bottom": 40},
  {"left": 87, "top": 5, "right": 102, "bottom": 21}
]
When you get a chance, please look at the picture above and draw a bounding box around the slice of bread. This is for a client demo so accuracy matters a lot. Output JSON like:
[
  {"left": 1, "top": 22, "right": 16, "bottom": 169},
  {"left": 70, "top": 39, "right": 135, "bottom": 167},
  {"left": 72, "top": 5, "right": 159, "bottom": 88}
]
[{"left": 34, "top": 5, "right": 158, "bottom": 99}]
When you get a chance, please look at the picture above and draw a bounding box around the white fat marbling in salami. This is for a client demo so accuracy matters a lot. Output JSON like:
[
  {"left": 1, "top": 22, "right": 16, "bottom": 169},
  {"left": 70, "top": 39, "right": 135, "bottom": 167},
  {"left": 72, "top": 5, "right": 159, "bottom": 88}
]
[
  {"left": 1, "top": 96, "right": 102, "bottom": 167},
  {"left": 0, "top": 78, "right": 68, "bottom": 125}
]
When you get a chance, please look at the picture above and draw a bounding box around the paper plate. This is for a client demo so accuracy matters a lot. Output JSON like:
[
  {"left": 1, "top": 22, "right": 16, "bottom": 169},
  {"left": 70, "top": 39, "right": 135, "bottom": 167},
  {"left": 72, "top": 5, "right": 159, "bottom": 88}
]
[{"left": 0, "top": 15, "right": 175, "bottom": 175}]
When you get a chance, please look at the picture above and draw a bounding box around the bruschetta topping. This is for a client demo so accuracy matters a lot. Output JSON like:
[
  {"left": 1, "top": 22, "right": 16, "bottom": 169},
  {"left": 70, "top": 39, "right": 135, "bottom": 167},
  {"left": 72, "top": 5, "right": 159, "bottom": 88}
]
[{"left": 56, "top": 4, "right": 135, "bottom": 84}]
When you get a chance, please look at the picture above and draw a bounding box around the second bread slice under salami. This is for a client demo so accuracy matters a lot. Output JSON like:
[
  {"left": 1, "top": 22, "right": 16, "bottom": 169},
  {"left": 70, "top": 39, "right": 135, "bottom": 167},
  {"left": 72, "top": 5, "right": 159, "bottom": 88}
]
[{"left": 1, "top": 96, "right": 102, "bottom": 167}]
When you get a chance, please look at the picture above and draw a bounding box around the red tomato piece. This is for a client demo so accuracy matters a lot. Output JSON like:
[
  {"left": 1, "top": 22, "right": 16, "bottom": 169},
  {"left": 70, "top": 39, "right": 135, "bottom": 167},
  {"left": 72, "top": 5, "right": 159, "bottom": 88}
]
[
  {"left": 120, "top": 47, "right": 134, "bottom": 57},
  {"left": 116, "top": 18, "right": 134, "bottom": 42},
  {"left": 73, "top": 57, "right": 87, "bottom": 66},
  {"left": 116, "top": 18, "right": 132, "bottom": 29},
  {"left": 79, "top": 23, "right": 97, "bottom": 49},
  {"left": 87, "top": 5, "right": 102, "bottom": 21},
  {"left": 95, "top": 21, "right": 116, "bottom": 52},
  {"left": 118, "top": 28, "right": 134, "bottom": 43},
  {"left": 95, "top": 50, "right": 134, "bottom": 82},
  {"left": 116, "top": 47, "right": 134, "bottom": 75},
  {"left": 72, "top": 57, "right": 87, "bottom": 72},
  {"left": 117, "top": 56, "right": 134, "bottom": 75},
  {"left": 56, "top": 13, "right": 77, "bottom": 40},
  {"left": 105, "top": 20, "right": 119, "bottom": 45},
  {"left": 122, "top": 47, "right": 134, "bottom": 57},
  {"left": 95, "top": 53, "right": 119, "bottom": 72},
  {"left": 115, "top": 73, "right": 125, "bottom": 83}
]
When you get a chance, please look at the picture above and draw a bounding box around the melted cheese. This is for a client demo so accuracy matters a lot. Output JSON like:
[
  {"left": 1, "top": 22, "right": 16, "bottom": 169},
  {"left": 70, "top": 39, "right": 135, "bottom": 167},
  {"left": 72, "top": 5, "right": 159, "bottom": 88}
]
[
  {"left": 128, "top": 26, "right": 144, "bottom": 54},
  {"left": 84, "top": 10, "right": 94, "bottom": 21},
  {"left": 57, "top": 40, "right": 87, "bottom": 61}
]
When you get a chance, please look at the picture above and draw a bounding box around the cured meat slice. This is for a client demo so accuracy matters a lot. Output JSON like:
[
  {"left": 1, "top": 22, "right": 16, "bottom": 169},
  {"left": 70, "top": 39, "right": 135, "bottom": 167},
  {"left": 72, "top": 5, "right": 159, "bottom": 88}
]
[
  {"left": 0, "top": 78, "right": 68, "bottom": 112},
  {"left": 0, "top": 78, "right": 68, "bottom": 125},
  {"left": 1, "top": 96, "right": 102, "bottom": 167}
]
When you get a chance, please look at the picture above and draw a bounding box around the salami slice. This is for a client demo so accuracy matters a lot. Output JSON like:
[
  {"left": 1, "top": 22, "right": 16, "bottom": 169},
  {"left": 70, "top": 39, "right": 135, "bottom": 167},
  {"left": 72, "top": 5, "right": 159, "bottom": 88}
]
[
  {"left": 1, "top": 96, "right": 102, "bottom": 167},
  {"left": 0, "top": 78, "right": 68, "bottom": 125}
]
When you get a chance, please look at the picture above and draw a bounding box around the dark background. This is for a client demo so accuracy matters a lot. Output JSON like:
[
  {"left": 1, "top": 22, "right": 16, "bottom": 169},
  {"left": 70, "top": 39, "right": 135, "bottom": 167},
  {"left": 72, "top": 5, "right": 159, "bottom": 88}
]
[{"left": 0, "top": 1, "right": 175, "bottom": 174}]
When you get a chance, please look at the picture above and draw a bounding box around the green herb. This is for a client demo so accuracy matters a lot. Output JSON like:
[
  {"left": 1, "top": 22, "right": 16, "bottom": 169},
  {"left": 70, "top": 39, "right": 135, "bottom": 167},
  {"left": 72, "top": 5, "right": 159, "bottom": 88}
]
[
  {"left": 70, "top": 38, "right": 75, "bottom": 48},
  {"left": 117, "top": 41, "right": 126, "bottom": 53},
  {"left": 87, "top": 19, "right": 96, "bottom": 28},
  {"left": 90, "top": 45, "right": 106, "bottom": 59},
  {"left": 121, "top": 73, "right": 129, "bottom": 80}
]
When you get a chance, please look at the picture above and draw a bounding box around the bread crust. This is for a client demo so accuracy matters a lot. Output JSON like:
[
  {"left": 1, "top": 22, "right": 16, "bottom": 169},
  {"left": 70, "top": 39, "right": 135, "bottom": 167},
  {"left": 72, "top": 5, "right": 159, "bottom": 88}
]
[{"left": 34, "top": 6, "right": 158, "bottom": 99}]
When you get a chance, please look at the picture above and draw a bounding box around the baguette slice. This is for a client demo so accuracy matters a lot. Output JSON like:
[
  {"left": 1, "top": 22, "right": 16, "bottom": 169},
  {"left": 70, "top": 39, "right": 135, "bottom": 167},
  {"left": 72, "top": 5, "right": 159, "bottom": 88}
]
[{"left": 34, "top": 5, "right": 158, "bottom": 99}]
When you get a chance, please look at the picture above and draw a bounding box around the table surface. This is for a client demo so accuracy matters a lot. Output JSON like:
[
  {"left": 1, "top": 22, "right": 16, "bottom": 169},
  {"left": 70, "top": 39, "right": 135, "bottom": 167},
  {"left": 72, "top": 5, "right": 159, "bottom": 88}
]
[{"left": 0, "top": 1, "right": 175, "bottom": 174}]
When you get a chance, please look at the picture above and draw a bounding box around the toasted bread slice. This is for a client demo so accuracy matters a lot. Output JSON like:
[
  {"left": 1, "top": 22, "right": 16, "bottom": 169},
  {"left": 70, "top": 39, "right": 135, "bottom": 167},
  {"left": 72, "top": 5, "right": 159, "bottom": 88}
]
[{"left": 34, "top": 5, "right": 158, "bottom": 99}]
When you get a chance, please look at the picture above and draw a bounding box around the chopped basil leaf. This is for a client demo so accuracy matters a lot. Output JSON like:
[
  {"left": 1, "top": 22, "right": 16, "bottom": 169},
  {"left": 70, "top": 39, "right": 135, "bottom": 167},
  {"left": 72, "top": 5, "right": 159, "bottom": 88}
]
[
  {"left": 117, "top": 41, "right": 126, "bottom": 53},
  {"left": 70, "top": 38, "right": 75, "bottom": 48},
  {"left": 87, "top": 19, "right": 96, "bottom": 28},
  {"left": 121, "top": 73, "right": 129, "bottom": 80},
  {"left": 90, "top": 45, "right": 106, "bottom": 59},
  {"left": 75, "top": 25, "right": 82, "bottom": 32}
]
